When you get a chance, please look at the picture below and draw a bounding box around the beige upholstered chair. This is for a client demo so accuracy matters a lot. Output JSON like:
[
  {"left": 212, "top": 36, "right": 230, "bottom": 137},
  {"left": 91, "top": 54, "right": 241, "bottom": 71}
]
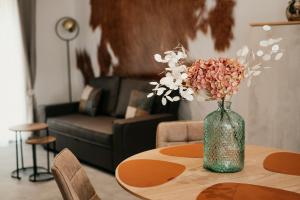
[
  {"left": 51, "top": 148, "right": 101, "bottom": 200},
  {"left": 156, "top": 121, "right": 204, "bottom": 148}
]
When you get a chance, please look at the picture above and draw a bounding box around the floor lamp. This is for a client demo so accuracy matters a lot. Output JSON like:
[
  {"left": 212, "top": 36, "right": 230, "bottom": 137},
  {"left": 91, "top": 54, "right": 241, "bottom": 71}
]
[{"left": 55, "top": 17, "right": 80, "bottom": 102}]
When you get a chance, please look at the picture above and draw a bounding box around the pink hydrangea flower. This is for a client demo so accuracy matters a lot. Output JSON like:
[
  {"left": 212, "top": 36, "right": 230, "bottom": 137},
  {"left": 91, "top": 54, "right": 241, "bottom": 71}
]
[{"left": 187, "top": 58, "right": 245, "bottom": 100}]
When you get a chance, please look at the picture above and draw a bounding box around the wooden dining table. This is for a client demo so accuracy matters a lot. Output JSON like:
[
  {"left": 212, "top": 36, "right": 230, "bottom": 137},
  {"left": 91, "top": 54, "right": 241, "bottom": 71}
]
[{"left": 115, "top": 144, "right": 300, "bottom": 200}]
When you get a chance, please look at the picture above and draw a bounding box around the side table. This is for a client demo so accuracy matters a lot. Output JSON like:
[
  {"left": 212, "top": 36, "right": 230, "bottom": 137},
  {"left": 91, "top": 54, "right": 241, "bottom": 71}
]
[
  {"left": 26, "top": 135, "right": 56, "bottom": 182},
  {"left": 9, "top": 123, "right": 49, "bottom": 180}
]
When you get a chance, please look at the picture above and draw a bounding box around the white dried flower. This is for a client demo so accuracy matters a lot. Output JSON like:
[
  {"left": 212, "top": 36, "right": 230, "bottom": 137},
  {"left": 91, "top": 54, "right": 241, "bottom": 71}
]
[
  {"left": 256, "top": 50, "right": 264, "bottom": 57},
  {"left": 262, "top": 25, "right": 271, "bottom": 31},
  {"left": 259, "top": 40, "right": 269, "bottom": 47},
  {"left": 275, "top": 52, "right": 283, "bottom": 60},
  {"left": 272, "top": 44, "right": 280, "bottom": 52}
]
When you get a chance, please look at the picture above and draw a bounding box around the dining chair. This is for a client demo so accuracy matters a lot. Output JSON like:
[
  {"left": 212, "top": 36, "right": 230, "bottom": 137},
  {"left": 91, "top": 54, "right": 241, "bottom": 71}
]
[
  {"left": 51, "top": 148, "right": 101, "bottom": 200},
  {"left": 156, "top": 121, "right": 204, "bottom": 148}
]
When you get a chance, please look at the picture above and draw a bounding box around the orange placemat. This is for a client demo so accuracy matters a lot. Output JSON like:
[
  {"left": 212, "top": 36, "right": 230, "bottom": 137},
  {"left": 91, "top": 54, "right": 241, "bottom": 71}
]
[
  {"left": 160, "top": 143, "right": 204, "bottom": 158},
  {"left": 118, "top": 159, "right": 185, "bottom": 187},
  {"left": 263, "top": 152, "right": 300, "bottom": 176},
  {"left": 197, "top": 183, "right": 300, "bottom": 200}
]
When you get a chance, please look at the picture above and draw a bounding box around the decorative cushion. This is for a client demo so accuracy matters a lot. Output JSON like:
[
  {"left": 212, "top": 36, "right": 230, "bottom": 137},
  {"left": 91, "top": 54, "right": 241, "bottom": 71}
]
[
  {"left": 125, "top": 90, "right": 154, "bottom": 119},
  {"left": 89, "top": 76, "right": 120, "bottom": 115},
  {"left": 114, "top": 78, "right": 153, "bottom": 117},
  {"left": 79, "top": 85, "right": 101, "bottom": 116}
]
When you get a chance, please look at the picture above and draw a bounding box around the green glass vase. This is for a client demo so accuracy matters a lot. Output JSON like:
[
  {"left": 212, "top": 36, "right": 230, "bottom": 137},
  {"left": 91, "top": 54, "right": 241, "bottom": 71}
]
[{"left": 203, "top": 100, "right": 245, "bottom": 173}]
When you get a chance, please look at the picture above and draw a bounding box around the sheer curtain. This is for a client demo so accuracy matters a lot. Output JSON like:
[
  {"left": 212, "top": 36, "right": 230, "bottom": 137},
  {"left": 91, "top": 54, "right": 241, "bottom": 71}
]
[{"left": 0, "top": 0, "right": 30, "bottom": 146}]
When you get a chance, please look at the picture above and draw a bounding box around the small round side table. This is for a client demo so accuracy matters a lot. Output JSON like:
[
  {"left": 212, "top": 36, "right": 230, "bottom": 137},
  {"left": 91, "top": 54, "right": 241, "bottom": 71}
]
[
  {"left": 9, "top": 123, "right": 49, "bottom": 180},
  {"left": 26, "top": 135, "right": 56, "bottom": 182}
]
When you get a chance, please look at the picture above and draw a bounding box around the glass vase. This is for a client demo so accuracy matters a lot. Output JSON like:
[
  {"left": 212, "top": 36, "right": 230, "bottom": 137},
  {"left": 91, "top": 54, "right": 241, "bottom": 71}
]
[{"left": 203, "top": 100, "right": 245, "bottom": 173}]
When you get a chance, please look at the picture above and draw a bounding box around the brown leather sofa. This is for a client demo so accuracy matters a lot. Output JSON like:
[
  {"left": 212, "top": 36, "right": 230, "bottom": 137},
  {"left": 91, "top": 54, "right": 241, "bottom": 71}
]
[{"left": 39, "top": 77, "right": 179, "bottom": 172}]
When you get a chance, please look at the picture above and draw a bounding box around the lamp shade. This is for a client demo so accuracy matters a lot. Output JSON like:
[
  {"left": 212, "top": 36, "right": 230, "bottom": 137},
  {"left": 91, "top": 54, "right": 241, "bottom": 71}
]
[{"left": 55, "top": 17, "right": 79, "bottom": 41}]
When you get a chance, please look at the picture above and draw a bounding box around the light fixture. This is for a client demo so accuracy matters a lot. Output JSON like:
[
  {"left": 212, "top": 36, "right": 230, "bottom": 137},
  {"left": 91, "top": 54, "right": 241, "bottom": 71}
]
[{"left": 55, "top": 17, "right": 80, "bottom": 102}]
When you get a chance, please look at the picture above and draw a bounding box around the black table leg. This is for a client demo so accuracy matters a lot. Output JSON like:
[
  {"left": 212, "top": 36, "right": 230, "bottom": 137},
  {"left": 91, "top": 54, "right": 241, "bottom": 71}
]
[
  {"left": 47, "top": 143, "right": 50, "bottom": 172},
  {"left": 32, "top": 144, "right": 37, "bottom": 182},
  {"left": 46, "top": 128, "right": 50, "bottom": 172},
  {"left": 12, "top": 131, "right": 21, "bottom": 180},
  {"left": 19, "top": 132, "right": 24, "bottom": 169},
  {"left": 53, "top": 141, "right": 57, "bottom": 157}
]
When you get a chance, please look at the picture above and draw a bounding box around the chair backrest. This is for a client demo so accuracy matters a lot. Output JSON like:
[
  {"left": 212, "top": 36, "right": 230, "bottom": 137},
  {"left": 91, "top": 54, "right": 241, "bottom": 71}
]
[
  {"left": 156, "top": 121, "right": 204, "bottom": 148},
  {"left": 51, "top": 148, "right": 100, "bottom": 200}
]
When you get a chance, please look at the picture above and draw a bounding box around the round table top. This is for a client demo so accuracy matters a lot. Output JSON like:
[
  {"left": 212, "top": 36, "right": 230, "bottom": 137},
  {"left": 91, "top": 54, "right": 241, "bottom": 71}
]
[
  {"left": 26, "top": 135, "right": 56, "bottom": 145},
  {"left": 9, "top": 123, "right": 48, "bottom": 132},
  {"left": 116, "top": 144, "right": 300, "bottom": 200}
]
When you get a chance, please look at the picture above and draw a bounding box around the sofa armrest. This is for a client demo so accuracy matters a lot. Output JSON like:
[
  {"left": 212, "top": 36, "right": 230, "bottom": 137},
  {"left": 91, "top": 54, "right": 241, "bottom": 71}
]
[
  {"left": 112, "top": 113, "right": 177, "bottom": 168},
  {"left": 37, "top": 102, "right": 79, "bottom": 122}
]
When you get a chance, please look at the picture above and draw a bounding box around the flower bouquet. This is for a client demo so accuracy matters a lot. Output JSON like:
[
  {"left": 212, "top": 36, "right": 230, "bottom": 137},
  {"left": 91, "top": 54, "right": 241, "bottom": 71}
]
[{"left": 149, "top": 25, "right": 284, "bottom": 172}]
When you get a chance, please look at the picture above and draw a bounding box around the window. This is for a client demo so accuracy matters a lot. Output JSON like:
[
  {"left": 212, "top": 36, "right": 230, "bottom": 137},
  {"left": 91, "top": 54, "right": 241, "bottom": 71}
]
[{"left": 0, "top": 0, "right": 28, "bottom": 146}]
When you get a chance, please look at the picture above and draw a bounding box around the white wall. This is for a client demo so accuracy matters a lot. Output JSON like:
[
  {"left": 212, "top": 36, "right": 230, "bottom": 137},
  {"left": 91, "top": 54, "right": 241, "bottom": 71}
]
[
  {"left": 180, "top": 0, "right": 300, "bottom": 151},
  {"left": 36, "top": 0, "right": 300, "bottom": 150},
  {"left": 181, "top": 0, "right": 300, "bottom": 151},
  {"left": 246, "top": 25, "right": 300, "bottom": 151},
  {"left": 181, "top": 0, "right": 288, "bottom": 120},
  {"left": 36, "top": 0, "right": 82, "bottom": 105}
]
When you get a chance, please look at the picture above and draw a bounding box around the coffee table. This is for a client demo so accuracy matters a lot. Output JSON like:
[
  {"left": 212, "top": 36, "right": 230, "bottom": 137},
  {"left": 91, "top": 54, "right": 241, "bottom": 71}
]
[
  {"left": 116, "top": 144, "right": 300, "bottom": 200},
  {"left": 9, "top": 123, "right": 49, "bottom": 180}
]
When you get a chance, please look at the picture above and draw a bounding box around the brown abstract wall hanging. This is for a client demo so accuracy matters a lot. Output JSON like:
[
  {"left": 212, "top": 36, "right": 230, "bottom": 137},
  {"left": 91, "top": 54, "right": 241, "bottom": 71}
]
[
  {"left": 76, "top": 49, "right": 95, "bottom": 84},
  {"left": 83, "top": 0, "right": 236, "bottom": 78}
]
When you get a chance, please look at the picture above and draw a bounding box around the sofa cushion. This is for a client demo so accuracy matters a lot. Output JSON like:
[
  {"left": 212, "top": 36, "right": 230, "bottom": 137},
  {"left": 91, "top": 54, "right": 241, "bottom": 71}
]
[
  {"left": 89, "top": 76, "right": 120, "bottom": 115},
  {"left": 47, "top": 114, "right": 116, "bottom": 148},
  {"left": 125, "top": 90, "right": 154, "bottom": 119},
  {"left": 114, "top": 78, "right": 153, "bottom": 117},
  {"left": 79, "top": 85, "right": 102, "bottom": 116}
]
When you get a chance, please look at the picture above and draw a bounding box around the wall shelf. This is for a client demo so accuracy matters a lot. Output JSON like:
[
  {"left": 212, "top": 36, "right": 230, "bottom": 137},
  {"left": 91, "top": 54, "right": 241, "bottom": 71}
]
[{"left": 250, "top": 21, "right": 300, "bottom": 27}]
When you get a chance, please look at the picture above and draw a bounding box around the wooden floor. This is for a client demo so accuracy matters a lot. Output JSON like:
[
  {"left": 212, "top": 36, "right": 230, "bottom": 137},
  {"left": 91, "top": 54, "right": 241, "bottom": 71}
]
[{"left": 0, "top": 143, "right": 138, "bottom": 200}]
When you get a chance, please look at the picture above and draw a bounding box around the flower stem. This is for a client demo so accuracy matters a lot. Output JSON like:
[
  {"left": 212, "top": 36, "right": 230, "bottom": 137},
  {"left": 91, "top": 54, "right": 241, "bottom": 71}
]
[
  {"left": 220, "top": 97, "right": 225, "bottom": 120},
  {"left": 219, "top": 98, "right": 239, "bottom": 144}
]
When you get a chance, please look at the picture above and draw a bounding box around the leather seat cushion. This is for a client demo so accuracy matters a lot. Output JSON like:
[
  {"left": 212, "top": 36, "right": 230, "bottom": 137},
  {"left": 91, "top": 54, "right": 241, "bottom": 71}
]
[{"left": 48, "top": 114, "right": 116, "bottom": 147}]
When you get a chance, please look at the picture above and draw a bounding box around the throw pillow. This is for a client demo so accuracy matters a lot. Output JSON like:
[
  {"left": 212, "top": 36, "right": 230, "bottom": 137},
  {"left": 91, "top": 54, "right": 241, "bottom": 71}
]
[
  {"left": 79, "top": 85, "right": 102, "bottom": 116},
  {"left": 125, "top": 90, "right": 154, "bottom": 119}
]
